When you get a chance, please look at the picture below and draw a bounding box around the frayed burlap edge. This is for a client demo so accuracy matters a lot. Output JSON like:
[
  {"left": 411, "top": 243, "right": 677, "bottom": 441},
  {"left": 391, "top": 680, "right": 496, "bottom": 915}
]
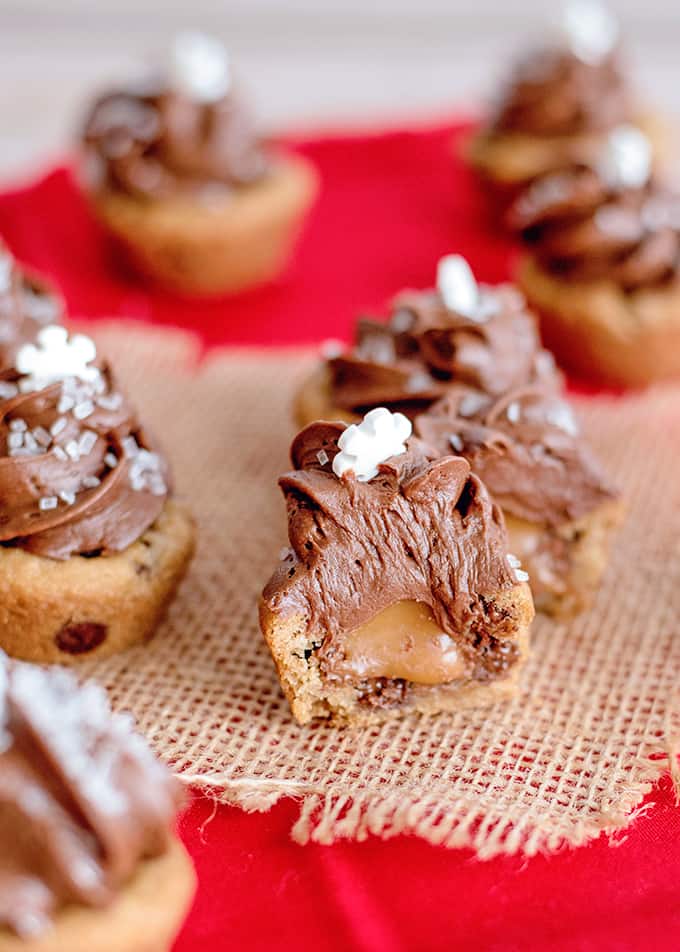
[{"left": 77, "top": 322, "right": 680, "bottom": 858}]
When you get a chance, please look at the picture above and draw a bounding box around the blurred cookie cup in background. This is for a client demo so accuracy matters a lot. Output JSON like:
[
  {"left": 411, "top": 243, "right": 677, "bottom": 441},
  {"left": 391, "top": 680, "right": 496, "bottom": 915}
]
[
  {"left": 79, "top": 32, "right": 318, "bottom": 297},
  {"left": 0, "top": 654, "right": 195, "bottom": 952},
  {"left": 510, "top": 125, "right": 680, "bottom": 387},
  {"left": 295, "top": 254, "right": 563, "bottom": 428},
  {"left": 466, "top": 1, "right": 668, "bottom": 207}
]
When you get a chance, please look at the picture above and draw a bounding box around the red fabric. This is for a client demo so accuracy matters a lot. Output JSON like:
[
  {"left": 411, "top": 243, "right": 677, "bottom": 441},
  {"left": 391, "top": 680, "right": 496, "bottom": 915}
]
[{"left": 0, "top": 122, "right": 677, "bottom": 951}]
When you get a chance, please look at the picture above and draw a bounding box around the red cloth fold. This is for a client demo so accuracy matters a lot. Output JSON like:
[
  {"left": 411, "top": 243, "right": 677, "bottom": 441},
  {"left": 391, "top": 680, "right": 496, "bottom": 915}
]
[{"left": 0, "top": 121, "right": 676, "bottom": 951}]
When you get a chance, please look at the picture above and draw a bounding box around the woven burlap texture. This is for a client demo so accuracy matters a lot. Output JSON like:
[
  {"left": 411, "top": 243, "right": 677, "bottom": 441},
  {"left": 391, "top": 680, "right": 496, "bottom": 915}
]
[{"left": 80, "top": 323, "right": 680, "bottom": 858}]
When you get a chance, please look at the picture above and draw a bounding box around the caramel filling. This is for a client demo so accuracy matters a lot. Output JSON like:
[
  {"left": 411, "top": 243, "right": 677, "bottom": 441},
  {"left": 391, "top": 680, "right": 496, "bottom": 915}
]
[{"left": 336, "top": 600, "right": 468, "bottom": 685}]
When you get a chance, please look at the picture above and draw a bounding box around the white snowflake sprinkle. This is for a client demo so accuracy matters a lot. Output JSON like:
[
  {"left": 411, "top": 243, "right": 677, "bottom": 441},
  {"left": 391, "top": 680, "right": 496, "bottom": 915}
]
[
  {"left": 333, "top": 407, "right": 412, "bottom": 482},
  {"left": 436, "top": 255, "right": 499, "bottom": 323},
  {"left": 15, "top": 326, "right": 101, "bottom": 393},
  {"left": 562, "top": 0, "right": 619, "bottom": 66},
  {"left": 169, "top": 31, "right": 231, "bottom": 103}
]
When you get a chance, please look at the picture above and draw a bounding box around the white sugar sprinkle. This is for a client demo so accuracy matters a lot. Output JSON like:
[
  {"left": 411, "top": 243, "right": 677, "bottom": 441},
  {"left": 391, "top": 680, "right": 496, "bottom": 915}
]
[
  {"left": 0, "top": 382, "right": 18, "bottom": 399},
  {"left": 458, "top": 393, "right": 487, "bottom": 418},
  {"left": 7, "top": 432, "right": 23, "bottom": 450},
  {"left": 104, "top": 452, "right": 118, "bottom": 468},
  {"left": 78, "top": 430, "right": 98, "bottom": 455},
  {"left": 507, "top": 552, "right": 529, "bottom": 582},
  {"left": 57, "top": 395, "right": 75, "bottom": 414},
  {"left": 73, "top": 400, "right": 95, "bottom": 421},
  {"left": 316, "top": 449, "right": 329, "bottom": 466},
  {"left": 39, "top": 496, "right": 58, "bottom": 511},
  {"left": 506, "top": 402, "right": 521, "bottom": 424},
  {"left": 449, "top": 434, "right": 463, "bottom": 452},
  {"left": 32, "top": 426, "right": 52, "bottom": 447},
  {"left": 122, "top": 436, "right": 139, "bottom": 457},
  {"left": 96, "top": 393, "right": 123, "bottom": 411},
  {"left": 50, "top": 417, "right": 67, "bottom": 437},
  {"left": 9, "top": 419, "right": 27, "bottom": 433},
  {"left": 52, "top": 446, "right": 68, "bottom": 461},
  {"left": 59, "top": 490, "right": 76, "bottom": 505},
  {"left": 65, "top": 440, "right": 80, "bottom": 461},
  {"left": 82, "top": 475, "right": 101, "bottom": 489}
]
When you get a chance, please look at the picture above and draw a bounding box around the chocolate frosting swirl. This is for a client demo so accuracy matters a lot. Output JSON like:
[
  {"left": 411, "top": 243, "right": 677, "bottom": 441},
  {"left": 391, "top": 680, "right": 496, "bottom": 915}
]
[
  {"left": 82, "top": 79, "right": 268, "bottom": 201},
  {"left": 0, "top": 245, "right": 64, "bottom": 371},
  {"left": 0, "top": 343, "right": 169, "bottom": 561},
  {"left": 0, "top": 655, "right": 182, "bottom": 938},
  {"left": 491, "top": 46, "right": 631, "bottom": 138},
  {"left": 328, "top": 284, "right": 561, "bottom": 417},
  {"left": 509, "top": 164, "right": 680, "bottom": 288},
  {"left": 414, "top": 386, "right": 617, "bottom": 528},
  {"left": 263, "top": 422, "right": 517, "bottom": 642}
]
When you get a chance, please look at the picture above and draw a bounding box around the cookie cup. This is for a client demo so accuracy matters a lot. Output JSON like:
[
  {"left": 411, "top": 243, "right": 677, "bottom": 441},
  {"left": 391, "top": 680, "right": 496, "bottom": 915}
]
[
  {"left": 518, "top": 255, "right": 680, "bottom": 387},
  {"left": 505, "top": 499, "right": 625, "bottom": 618},
  {"left": 259, "top": 584, "right": 534, "bottom": 727},
  {"left": 466, "top": 111, "right": 670, "bottom": 201},
  {"left": 87, "top": 154, "right": 318, "bottom": 296},
  {"left": 0, "top": 837, "right": 195, "bottom": 952},
  {"left": 0, "top": 499, "right": 195, "bottom": 663}
]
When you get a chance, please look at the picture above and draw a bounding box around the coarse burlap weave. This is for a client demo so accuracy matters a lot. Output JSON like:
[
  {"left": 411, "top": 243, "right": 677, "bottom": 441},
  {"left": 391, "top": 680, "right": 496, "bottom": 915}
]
[{"left": 80, "top": 324, "right": 680, "bottom": 858}]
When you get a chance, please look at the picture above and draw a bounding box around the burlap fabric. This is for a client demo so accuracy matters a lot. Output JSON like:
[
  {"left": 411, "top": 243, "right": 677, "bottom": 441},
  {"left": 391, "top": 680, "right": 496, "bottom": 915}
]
[{"left": 79, "top": 324, "right": 680, "bottom": 858}]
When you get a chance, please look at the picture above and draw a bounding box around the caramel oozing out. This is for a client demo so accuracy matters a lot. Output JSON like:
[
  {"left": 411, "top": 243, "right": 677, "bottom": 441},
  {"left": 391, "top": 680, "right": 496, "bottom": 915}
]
[{"left": 337, "top": 600, "right": 468, "bottom": 685}]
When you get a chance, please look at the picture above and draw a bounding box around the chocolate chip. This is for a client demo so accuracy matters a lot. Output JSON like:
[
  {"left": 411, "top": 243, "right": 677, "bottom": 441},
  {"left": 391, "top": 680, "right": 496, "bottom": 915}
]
[{"left": 55, "top": 621, "right": 108, "bottom": 655}]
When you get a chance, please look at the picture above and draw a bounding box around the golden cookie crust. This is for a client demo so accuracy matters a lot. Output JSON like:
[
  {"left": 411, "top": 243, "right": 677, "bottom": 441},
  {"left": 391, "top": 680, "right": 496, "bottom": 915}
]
[
  {"left": 293, "top": 364, "right": 356, "bottom": 430},
  {"left": 87, "top": 153, "right": 319, "bottom": 297},
  {"left": 518, "top": 255, "right": 680, "bottom": 388},
  {"left": 505, "top": 499, "right": 625, "bottom": 618},
  {"left": 0, "top": 837, "right": 196, "bottom": 952},
  {"left": 0, "top": 499, "right": 195, "bottom": 663},
  {"left": 465, "top": 111, "right": 669, "bottom": 191},
  {"left": 259, "top": 584, "right": 534, "bottom": 726}
]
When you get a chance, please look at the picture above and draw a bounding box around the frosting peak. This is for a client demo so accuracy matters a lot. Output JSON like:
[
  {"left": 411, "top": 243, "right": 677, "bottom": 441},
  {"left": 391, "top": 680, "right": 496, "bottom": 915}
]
[
  {"left": 0, "top": 330, "right": 170, "bottom": 560},
  {"left": 414, "top": 385, "right": 617, "bottom": 527},
  {"left": 266, "top": 421, "right": 517, "bottom": 641},
  {"left": 0, "top": 654, "right": 181, "bottom": 937},
  {"left": 490, "top": 31, "right": 630, "bottom": 139},
  {"left": 509, "top": 142, "right": 680, "bottom": 289},
  {"left": 82, "top": 55, "right": 268, "bottom": 201},
  {"left": 327, "top": 274, "right": 561, "bottom": 417}
]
